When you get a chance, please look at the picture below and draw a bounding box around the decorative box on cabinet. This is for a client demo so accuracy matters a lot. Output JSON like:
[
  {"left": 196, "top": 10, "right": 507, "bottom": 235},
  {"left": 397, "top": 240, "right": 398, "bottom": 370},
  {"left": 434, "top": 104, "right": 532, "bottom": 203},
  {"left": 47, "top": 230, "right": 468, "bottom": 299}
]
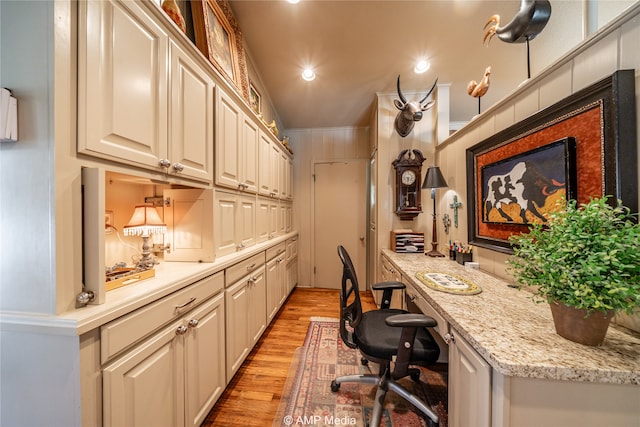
[
  {"left": 101, "top": 272, "right": 225, "bottom": 427},
  {"left": 224, "top": 252, "right": 266, "bottom": 380},
  {"left": 78, "top": 0, "right": 214, "bottom": 183}
]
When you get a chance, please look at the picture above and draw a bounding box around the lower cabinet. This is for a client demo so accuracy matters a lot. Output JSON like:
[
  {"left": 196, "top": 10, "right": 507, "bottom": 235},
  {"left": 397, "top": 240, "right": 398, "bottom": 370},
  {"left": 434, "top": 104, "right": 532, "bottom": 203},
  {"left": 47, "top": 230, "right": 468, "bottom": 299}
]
[
  {"left": 377, "top": 254, "right": 405, "bottom": 309},
  {"left": 225, "top": 264, "right": 267, "bottom": 381},
  {"left": 102, "top": 292, "right": 225, "bottom": 427},
  {"left": 266, "top": 243, "right": 287, "bottom": 322},
  {"left": 447, "top": 328, "right": 492, "bottom": 427}
]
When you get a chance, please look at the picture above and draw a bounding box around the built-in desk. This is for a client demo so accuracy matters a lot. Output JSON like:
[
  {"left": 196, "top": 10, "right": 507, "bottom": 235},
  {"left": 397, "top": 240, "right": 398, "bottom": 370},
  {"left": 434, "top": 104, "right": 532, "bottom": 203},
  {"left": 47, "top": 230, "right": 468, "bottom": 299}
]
[{"left": 381, "top": 249, "right": 640, "bottom": 427}]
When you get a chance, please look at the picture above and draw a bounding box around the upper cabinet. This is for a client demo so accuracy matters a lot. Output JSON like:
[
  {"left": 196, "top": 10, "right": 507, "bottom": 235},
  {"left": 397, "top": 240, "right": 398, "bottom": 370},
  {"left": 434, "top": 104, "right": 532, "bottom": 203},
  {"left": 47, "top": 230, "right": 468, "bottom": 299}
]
[
  {"left": 215, "top": 88, "right": 259, "bottom": 193},
  {"left": 78, "top": 0, "right": 214, "bottom": 184}
]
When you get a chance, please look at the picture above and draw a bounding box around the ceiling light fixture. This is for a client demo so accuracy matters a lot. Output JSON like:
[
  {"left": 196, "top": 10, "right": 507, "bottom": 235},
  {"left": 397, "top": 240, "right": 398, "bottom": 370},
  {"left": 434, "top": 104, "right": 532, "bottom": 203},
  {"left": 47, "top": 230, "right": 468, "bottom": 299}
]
[
  {"left": 288, "top": 0, "right": 300, "bottom": 4},
  {"left": 414, "top": 59, "right": 430, "bottom": 74},
  {"left": 302, "top": 68, "right": 316, "bottom": 81}
]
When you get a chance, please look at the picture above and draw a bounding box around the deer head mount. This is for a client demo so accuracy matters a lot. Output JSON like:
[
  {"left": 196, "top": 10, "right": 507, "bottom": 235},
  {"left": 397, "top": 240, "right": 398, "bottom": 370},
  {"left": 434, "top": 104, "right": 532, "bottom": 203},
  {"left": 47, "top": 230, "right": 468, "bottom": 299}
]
[{"left": 393, "top": 75, "right": 438, "bottom": 138}]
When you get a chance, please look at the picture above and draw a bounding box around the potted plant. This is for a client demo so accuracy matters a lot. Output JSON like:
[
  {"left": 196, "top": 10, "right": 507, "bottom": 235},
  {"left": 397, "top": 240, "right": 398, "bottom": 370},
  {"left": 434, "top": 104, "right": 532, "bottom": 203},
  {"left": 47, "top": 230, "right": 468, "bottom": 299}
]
[{"left": 507, "top": 196, "right": 640, "bottom": 346}]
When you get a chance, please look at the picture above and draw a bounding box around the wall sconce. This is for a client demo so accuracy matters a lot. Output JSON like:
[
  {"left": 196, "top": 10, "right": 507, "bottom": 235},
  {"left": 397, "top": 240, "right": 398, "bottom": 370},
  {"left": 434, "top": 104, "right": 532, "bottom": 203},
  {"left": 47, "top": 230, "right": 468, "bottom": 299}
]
[
  {"left": 123, "top": 205, "right": 166, "bottom": 269},
  {"left": 422, "top": 166, "right": 448, "bottom": 257}
]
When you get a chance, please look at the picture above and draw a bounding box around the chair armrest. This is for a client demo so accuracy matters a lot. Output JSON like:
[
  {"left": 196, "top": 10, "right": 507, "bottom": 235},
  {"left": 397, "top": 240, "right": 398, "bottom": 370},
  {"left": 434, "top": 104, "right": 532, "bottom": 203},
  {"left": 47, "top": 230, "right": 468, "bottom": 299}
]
[
  {"left": 371, "top": 281, "right": 405, "bottom": 291},
  {"left": 385, "top": 313, "right": 437, "bottom": 328}
]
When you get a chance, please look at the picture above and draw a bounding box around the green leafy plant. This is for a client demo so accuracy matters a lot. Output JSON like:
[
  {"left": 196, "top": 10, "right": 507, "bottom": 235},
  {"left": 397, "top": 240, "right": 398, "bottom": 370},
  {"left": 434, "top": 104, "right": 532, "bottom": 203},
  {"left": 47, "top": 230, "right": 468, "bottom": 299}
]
[{"left": 507, "top": 196, "right": 640, "bottom": 315}]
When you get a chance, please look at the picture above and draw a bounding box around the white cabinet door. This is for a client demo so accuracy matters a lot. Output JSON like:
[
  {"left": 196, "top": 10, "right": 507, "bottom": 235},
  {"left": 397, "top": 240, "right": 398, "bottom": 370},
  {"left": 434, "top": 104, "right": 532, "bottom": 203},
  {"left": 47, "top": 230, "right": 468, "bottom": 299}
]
[
  {"left": 237, "top": 194, "right": 256, "bottom": 250},
  {"left": 163, "top": 188, "right": 214, "bottom": 262},
  {"left": 270, "top": 142, "right": 281, "bottom": 198},
  {"left": 266, "top": 254, "right": 286, "bottom": 322},
  {"left": 78, "top": 0, "right": 168, "bottom": 169},
  {"left": 378, "top": 255, "right": 404, "bottom": 309},
  {"left": 184, "top": 293, "right": 226, "bottom": 427},
  {"left": 449, "top": 328, "right": 491, "bottom": 427},
  {"left": 247, "top": 266, "right": 267, "bottom": 345},
  {"left": 215, "top": 88, "right": 242, "bottom": 189},
  {"left": 214, "top": 190, "right": 239, "bottom": 256},
  {"left": 259, "top": 131, "right": 273, "bottom": 196},
  {"left": 279, "top": 149, "right": 288, "bottom": 199},
  {"left": 225, "top": 279, "right": 250, "bottom": 381},
  {"left": 103, "top": 321, "right": 184, "bottom": 427},
  {"left": 241, "top": 115, "right": 259, "bottom": 193},
  {"left": 256, "top": 198, "right": 271, "bottom": 243},
  {"left": 169, "top": 41, "right": 214, "bottom": 183}
]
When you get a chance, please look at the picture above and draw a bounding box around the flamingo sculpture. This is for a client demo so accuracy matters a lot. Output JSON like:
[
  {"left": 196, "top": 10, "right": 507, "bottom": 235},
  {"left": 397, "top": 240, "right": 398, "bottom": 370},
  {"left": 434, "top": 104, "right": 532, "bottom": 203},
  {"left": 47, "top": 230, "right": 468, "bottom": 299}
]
[{"left": 483, "top": 0, "right": 551, "bottom": 78}]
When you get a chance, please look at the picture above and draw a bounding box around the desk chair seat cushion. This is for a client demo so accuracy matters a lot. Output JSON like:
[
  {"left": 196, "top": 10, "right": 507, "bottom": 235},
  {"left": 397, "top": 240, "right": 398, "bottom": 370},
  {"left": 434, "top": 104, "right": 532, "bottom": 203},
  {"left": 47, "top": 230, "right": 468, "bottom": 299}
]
[{"left": 354, "top": 309, "right": 440, "bottom": 364}]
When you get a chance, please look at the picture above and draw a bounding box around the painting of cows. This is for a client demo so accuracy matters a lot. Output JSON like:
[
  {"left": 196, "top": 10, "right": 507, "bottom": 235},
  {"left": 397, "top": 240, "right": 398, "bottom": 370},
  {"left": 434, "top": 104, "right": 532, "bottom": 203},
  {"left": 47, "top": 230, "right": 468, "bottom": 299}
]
[{"left": 481, "top": 138, "right": 576, "bottom": 224}]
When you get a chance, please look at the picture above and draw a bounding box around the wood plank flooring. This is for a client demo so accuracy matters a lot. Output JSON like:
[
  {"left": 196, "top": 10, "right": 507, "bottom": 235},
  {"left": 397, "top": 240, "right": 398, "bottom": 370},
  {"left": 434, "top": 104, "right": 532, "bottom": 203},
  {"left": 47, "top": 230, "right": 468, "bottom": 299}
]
[{"left": 201, "top": 287, "right": 377, "bottom": 426}]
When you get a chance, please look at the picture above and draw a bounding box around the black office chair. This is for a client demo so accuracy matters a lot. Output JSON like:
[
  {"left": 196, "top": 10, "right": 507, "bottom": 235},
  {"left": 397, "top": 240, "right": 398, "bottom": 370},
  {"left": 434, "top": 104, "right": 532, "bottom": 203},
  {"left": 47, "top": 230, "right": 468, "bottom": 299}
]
[{"left": 331, "top": 245, "right": 441, "bottom": 427}]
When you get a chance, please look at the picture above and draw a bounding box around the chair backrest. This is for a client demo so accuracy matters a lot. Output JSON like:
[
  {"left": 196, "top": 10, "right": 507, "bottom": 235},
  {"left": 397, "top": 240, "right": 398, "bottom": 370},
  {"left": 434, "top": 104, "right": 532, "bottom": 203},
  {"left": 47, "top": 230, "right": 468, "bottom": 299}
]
[{"left": 337, "top": 245, "right": 362, "bottom": 349}]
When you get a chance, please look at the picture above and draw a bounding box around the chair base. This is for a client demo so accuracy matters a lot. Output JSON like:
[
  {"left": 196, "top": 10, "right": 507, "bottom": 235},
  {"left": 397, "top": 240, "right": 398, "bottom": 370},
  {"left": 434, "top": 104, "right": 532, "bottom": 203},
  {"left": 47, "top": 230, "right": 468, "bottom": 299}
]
[{"left": 331, "top": 371, "right": 439, "bottom": 427}]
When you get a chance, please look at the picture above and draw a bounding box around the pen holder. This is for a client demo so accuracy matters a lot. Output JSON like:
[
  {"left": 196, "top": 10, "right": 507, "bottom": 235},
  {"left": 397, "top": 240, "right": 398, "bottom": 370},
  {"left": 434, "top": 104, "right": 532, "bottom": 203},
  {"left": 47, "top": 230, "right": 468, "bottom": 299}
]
[
  {"left": 456, "top": 252, "right": 473, "bottom": 265},
  {"left": 449, "top": 249, "right": 456, "bottom": 260}
]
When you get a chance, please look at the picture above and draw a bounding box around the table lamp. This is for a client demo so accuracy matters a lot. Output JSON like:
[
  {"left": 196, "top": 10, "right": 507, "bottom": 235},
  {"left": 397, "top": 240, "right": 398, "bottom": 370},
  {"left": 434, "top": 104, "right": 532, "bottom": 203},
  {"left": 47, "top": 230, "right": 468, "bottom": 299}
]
[
  {"left": 422, "top": 166, "right": 448, "bottom": 257},
  {"left": 123, "top": 205, "right": 167, "bottom": 269}
]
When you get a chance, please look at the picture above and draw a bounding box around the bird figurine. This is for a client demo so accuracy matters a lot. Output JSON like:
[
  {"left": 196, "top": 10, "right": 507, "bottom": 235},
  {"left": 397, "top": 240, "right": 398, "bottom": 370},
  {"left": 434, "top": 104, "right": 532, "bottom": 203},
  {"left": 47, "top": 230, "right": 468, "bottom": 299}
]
[
  {"left": 162, "top": 0, "right": 186, "bottom": 34},
  {"left": 467, "top": 66, "right": 492, "bottom": 98},
  {"left": 483, "top": 0, "right": 551, "bottom": 45}
]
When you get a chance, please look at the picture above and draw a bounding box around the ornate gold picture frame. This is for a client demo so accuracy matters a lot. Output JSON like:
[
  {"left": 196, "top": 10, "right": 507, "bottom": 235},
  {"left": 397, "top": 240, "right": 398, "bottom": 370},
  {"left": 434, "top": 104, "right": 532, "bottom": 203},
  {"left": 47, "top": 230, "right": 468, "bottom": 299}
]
[{"left": 192, "top": 0, "right": 249, "bottom": 100}]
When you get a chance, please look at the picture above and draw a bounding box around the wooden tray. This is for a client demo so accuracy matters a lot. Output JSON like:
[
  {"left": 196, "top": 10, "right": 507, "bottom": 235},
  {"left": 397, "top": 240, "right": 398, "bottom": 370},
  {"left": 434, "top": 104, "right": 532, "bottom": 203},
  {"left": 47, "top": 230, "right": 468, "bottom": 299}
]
[{"left": 105, "top": 268, "right": 155, "bottom": 291}]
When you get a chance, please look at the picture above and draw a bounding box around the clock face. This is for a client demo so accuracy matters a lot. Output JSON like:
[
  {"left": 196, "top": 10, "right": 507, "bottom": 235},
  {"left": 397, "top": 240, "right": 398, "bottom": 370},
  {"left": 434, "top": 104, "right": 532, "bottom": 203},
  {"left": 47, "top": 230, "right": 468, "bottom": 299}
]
[{"left": 401, "top": 170, "right": 416, "bottom": 186}]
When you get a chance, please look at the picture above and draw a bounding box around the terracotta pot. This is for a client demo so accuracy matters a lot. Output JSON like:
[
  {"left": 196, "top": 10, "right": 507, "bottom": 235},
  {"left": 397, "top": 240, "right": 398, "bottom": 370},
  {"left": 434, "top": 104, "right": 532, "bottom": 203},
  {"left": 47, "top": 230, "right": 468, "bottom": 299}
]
[{"left": 549, "top": 301, "right": 614, "bottom": 346}]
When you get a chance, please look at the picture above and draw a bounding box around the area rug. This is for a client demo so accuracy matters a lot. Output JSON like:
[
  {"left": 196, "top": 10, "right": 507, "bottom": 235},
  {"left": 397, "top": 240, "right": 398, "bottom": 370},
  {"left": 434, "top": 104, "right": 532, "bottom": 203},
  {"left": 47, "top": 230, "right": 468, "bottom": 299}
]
[{"left": 273, "top": 317, "right": 448, "bottom": 427}]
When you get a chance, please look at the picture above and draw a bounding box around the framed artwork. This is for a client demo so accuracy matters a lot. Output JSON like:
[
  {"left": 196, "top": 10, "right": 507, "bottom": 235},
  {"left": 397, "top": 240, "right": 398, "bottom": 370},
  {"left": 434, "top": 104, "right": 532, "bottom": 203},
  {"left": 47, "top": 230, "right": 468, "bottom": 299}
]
[
  {"left": 466, "top": 70, "right": 637, "bottom": 253},
  {"left": 481, "top": 137, "right": 576, "bottom": 225},
  {"left": 192, "top": 0, "right": 249, "bottom": 100},
  {"left": 249, "top": 81, "right": 261, "bottom": 115}
]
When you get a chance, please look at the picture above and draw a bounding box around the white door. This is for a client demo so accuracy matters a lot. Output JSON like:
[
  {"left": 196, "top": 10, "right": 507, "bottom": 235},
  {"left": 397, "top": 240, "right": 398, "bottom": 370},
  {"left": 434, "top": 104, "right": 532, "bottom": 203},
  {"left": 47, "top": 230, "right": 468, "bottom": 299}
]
[{"left": 314, "top": 161, "right": 367, "bottom": 289}]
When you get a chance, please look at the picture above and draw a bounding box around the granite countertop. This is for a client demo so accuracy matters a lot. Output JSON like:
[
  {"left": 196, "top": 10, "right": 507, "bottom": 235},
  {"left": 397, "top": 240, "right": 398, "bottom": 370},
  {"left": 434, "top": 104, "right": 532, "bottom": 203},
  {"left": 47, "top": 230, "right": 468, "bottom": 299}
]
[{"left": 381, "top": 249, "right": 640, "bottom": 385}]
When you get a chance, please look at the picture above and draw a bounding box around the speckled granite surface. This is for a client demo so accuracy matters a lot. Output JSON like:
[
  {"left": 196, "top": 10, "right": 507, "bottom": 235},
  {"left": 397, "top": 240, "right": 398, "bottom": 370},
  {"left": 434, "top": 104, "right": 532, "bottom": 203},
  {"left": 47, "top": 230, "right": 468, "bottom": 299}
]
[{"left": 382, "top": 249, "right": 640, "bottom": 385}]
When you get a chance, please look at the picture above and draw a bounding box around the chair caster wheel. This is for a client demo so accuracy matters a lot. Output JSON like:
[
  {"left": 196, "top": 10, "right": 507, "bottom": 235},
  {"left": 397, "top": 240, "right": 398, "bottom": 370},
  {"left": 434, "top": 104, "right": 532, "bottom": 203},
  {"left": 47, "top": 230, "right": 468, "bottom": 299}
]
[
  {"left": 330, "top": 380, "right": 340, "bottom": 392},
  {"left": 410, "top": 370, "right": 421, "bottom": 382},
  {"left": 361, "top": 358, "right": 368, "bottom": 366}
]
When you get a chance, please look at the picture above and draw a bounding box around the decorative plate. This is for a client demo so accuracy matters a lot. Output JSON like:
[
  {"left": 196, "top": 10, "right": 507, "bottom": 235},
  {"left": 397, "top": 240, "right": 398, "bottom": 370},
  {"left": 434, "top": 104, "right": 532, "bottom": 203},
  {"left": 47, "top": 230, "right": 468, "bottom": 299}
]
[{"left": 415, "top": 271, "right": 482, "bottom": 295}]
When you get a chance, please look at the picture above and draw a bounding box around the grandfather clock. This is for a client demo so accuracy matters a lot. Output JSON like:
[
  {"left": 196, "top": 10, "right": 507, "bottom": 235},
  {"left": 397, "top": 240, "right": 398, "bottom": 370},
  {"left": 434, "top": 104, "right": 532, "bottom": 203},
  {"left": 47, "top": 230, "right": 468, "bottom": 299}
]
[{"left": 392, "top": 149, "right": 425, "bottom": 220}]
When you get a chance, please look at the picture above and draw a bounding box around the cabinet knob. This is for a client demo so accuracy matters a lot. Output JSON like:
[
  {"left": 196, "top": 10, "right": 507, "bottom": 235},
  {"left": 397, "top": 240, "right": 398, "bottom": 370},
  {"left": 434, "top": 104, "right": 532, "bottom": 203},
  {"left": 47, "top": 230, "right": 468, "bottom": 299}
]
[
  {"left": 444, "top": 332, "right": 455, "bottom": 344},
  {"left": 172, "top": 162, "right": 185, "bottom": 172},
  {"left": 188, "top": 319, "right": 199, "bottom": 328},
  {"left": 176, "top": 325, "right": 188, "bottom": 335},
  {"left": 159, "top": 158, "right": 171, "bottom": 168}
]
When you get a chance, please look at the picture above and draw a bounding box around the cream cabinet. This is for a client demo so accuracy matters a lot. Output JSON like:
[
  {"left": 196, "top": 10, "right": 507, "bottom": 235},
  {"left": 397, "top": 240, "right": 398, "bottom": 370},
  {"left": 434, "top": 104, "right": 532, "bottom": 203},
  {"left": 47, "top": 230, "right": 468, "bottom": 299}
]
[
  {"left": 215, "top": 88, "right": 258, "bottom": 192},
  {"left": 259, "top": 131, "right": 275, "bottom": 197},
  {"left": 266, "top": 243, "right": 287, "bottom": 322},
  {"left": 102, "top": 273, "right": 225, "bottom": 427},
  {"left": 286, "top": 237, "right": 299, "bottom": 293},
  {"left": 224, "top": 255, "right": 266, "bottom": 380},
  {"left": 78, "top": 0, "right": 214, "bottom": 183},
  {"left": 447, "top": 328, "right": 491, "bottom": 427},
  {"left": 213, "top": 190, "right": 256, "bottom": 257},
  {"left": 377, "top": 254, "right": 405, "bottom": 309}
]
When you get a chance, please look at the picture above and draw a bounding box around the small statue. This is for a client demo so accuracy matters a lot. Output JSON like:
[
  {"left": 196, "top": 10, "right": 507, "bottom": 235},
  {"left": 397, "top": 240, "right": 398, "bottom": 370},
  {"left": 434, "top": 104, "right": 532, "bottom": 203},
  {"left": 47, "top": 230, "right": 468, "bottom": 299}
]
[
  {"left": 162, "top": 0, "right": 186, "bottom": 34},
  {"left": 467, "top": 66, "right": 491, "bottom": 98}
]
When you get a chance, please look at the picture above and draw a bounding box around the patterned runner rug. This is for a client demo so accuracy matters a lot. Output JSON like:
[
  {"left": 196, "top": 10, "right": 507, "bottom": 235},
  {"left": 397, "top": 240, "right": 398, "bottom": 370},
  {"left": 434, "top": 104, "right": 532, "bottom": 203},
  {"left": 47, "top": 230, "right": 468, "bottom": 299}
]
[{"left": 273, "top": 317, "right": 448, "bottom": 427}]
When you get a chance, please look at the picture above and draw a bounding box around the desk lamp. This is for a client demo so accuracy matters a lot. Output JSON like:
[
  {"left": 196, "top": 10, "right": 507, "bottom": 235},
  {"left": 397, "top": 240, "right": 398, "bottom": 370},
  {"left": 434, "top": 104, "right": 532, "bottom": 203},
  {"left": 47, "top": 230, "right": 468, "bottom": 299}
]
[
  {"left": 422, "top": 166, "right": 448, "bottom": 257},
  {"left": 123, "top": 205, "right": 167, "bottom": 269}
]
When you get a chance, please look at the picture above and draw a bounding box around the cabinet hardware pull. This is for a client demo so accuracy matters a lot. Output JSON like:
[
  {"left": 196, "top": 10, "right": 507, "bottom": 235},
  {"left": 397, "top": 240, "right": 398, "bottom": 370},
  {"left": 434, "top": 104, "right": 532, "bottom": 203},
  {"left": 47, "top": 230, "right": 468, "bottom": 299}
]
[
  {"left": 188, "top": 319, "right": 199, "bottom": 328},
  {"left": 176, "top": 325, "right": 188, "bottom": 335},
  {"left": 175, "top": 297, "right": 196, "bottom": 310},
  {"left": 172, "top": 162, "right": 185, "bottom": 172},
  {"left": 410, "top": 294, "right": 416, "bottom": 302},
  {"left": 246, "top": 263, "right": 256, "bottom": 271},
  {"left": 159, "top": 158, "right": 171, "bottom": 168}
]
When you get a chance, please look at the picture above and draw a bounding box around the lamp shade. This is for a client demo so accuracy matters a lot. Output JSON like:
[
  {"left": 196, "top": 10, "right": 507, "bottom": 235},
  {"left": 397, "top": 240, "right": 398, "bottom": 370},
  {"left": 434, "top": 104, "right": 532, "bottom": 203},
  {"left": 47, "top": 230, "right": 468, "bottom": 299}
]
[
  {"left": 123, "top": 205, "right": 166, "bottom": 236},
  {"left": 422, "top": 166, "right": 448, "bottom": 189}
]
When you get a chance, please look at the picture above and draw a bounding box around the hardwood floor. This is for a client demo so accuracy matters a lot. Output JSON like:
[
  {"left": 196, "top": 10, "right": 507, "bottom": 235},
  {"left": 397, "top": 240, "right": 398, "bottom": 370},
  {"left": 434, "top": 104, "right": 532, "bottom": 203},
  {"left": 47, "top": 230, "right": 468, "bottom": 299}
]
[{"left": 201, "top": 287, "right": 377, "bottom": 426}]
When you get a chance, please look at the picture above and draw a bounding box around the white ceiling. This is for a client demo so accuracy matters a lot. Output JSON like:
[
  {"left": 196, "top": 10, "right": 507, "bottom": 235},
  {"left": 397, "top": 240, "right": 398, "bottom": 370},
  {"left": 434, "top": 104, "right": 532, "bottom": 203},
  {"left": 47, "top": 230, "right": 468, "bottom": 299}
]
[{"left": 228, "top": 1, "right": 620, "bottom": 130}]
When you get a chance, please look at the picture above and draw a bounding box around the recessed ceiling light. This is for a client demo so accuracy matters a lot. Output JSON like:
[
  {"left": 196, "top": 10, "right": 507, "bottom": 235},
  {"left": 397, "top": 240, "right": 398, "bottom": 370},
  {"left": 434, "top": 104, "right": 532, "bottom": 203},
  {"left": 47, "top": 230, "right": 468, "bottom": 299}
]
[
  {"left": 288, "top": 0, "right": 300, "bottom": 4},
  {"left": 414, "top": 60, "right": 430, "bottom": 74},
  {"left": 302, "top": 68, "right": 316, "bottom": 81}
]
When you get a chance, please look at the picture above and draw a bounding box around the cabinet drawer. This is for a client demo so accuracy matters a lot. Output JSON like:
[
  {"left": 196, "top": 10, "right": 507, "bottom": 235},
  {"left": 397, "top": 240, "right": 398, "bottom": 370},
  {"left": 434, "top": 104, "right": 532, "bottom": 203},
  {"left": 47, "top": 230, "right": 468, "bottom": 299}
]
[
  {"left": 101, "top": 271, "right": 224, "bottom": 363},
  {"left": 266, "top": 242, "right": 286, "bottom": 262},
  {"left": 225, "top": 252, "right": 265, "bottom": 285}
]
